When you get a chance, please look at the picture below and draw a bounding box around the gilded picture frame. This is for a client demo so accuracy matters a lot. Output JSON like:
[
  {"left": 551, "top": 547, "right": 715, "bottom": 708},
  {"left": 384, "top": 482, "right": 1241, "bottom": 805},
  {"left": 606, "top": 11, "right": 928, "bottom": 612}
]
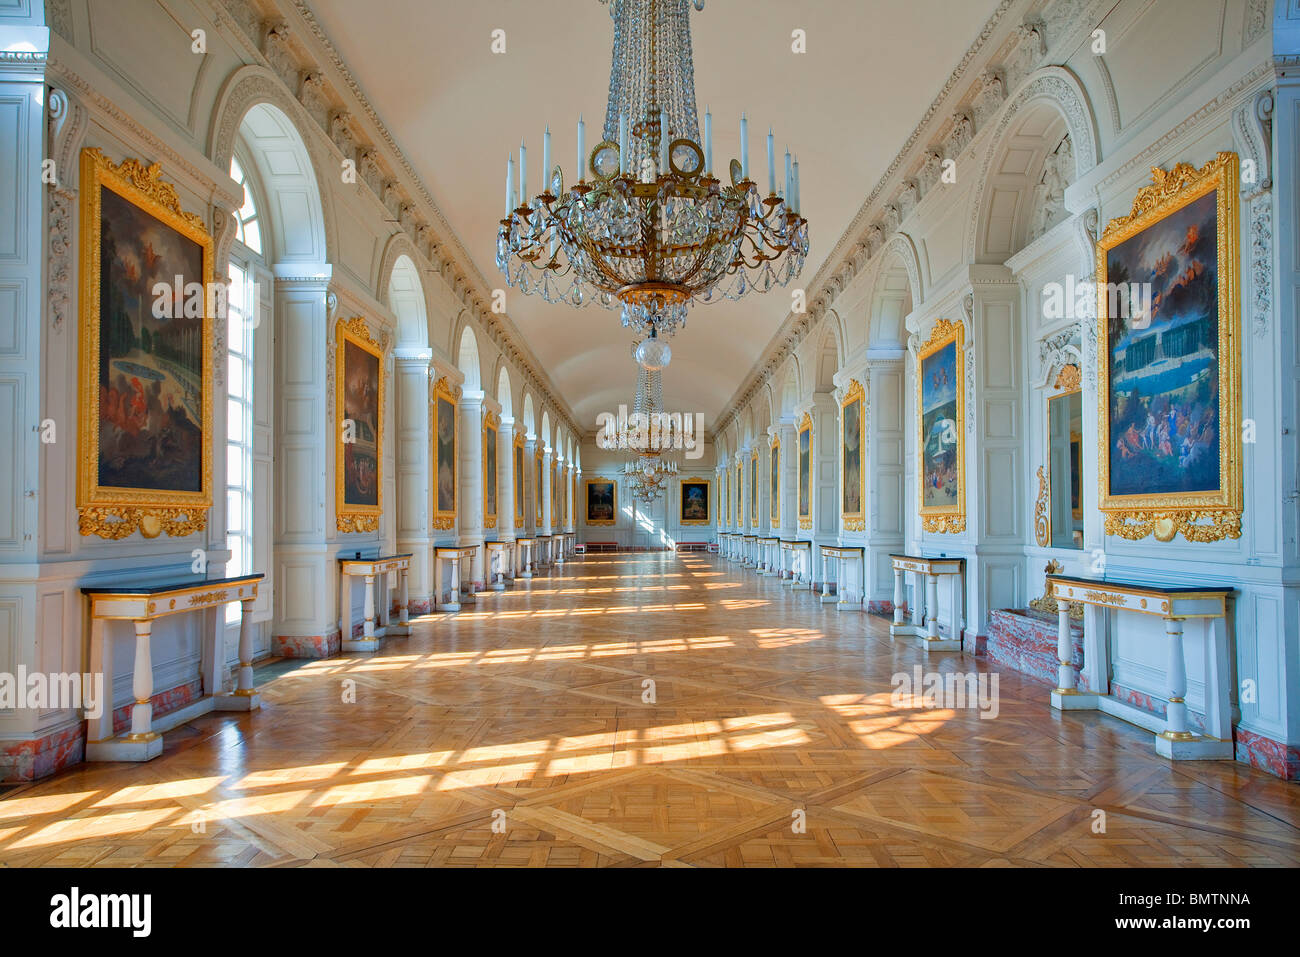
[
  {"left": 585, "top": 477, "right": 617, "bottom": 526},
  {"left": 77, "top": 149, "right": 214, "bottom": 539},
  {"left": 735, "top": 461, "right": 743, "bottom": 527},
  {"left": 483, "top": 410, "right": 498, "bottom": 530},
  {"left": 723, "top": 470, "right": 730, "bottom": 527},
  {"left": 334, "top": 317, "right": 384, "bottom": 533},
  {"left": 1097, "top": 152, "right": 1242, "bottom": 543},
  {"left": 917, "top": 319, "right": 966, "bottom": 533},
  {"left": 797, "top": 413, "right": 813, "bottom": 530},
  {"left": 770, "top": 434, "right": 780, "bottom": 524},
  {"left": 841, "top": 379, "right": 866, "bottom": 532},
  {"left": 514, "top": 431, "right": 525, "bottom": 527},
  {"left": 431, "top": 376, "right": 458, "bottom": 530},
  {"left": 749, "top": 449, "right": 758, "bottom": 527},
  {"left": 535, "top": 446, "right": 544, "bottom": 524},
  {"left": 680, "top": 477, "right": 711, "bottom": 526}
]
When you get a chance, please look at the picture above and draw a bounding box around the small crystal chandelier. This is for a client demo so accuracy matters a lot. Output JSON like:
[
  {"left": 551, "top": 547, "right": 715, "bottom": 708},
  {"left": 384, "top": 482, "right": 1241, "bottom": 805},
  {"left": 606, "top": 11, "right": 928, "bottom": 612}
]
[
  {"left": 621, "top": 363, "right": 679, "bottom": 504},
  {"left": 496, "top": 0, "right": 810, "bottom": 339}
]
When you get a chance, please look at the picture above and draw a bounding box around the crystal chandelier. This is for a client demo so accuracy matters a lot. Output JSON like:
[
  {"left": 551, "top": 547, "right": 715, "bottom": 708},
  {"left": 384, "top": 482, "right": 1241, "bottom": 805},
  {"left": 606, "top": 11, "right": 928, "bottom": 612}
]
[
  {"left": 622, "top": 363, "right": 679, "bottom": 504},
  {"left": 496, "top": 0, "right": 810, "bottom": 339}
]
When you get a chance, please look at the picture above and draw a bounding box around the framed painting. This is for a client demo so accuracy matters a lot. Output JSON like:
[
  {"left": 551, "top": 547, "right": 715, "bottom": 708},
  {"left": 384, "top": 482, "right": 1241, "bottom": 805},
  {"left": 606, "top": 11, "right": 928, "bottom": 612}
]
[
  {"left": 680, "top": 477, "right": 711, "bottom": 525},
  {"left": 735, "top": 461, "right": 743, "bottom": 527},
  {"left": 841, "top": 379, "right": 865, "bottom": 531},
  {"left": 514, "top": 432, "right": 525, "bottom": 527},
  {"left": 431, "top": 376, "right": 458, "bottom": 530},
  {"left": 585, "top": 477, "right": 616, "bottom": 526},
  {"left": 335, "top": 317, "right": 383, "bottom": 533},
  {"left": 1070, "top": 433, "right": 1082, "bottom": 521},
  {"left": 749, "top": 450, "right": 758, "bottom": 527},
  {"left": 1097, "top": 152, "right": 1242, "bottom": 542},
  {"left": 77, "top": 149, "right": 213, "bottom": 539},
  {"left": 770, "top": 435, "right": 780, "bottom": 524},
  {"left": 535, "top": 446, "right": 544, "bottom": 524},
  {"left": 723, "top": 470, "right": 730, "bottom": 527},
  {"left": 917, "top": 319, "right": 966, "bottom": 533},
  {"left": 483, "top": 411, "right": 498, "bottom": 530},
  {"left": 797, "top": 413, "right": 812, "bottom": 530}
]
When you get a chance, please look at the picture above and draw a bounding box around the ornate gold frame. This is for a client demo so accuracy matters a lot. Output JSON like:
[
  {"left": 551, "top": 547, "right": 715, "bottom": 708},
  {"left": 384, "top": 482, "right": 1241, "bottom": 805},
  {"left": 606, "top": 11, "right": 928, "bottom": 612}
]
[
  {"left": 723, "top": 470, "right": 730, "bottom": 528},
  {"left": 514, "top": 431, "right": 525, "bottom": 527},
  {"left": 749, "top": 449, "right": 758, "bottom": 527},
  {"left": 334, "top": 317, "right": 384, "bottom": 533},
  {"left": 535, "top": 446, "right": 544, "bottom": 524},
  {"left": 679, "top": 477, "right": 711, "bottom": 526},
  {"left": 841, "top": 379, "right": 866, "bottom": 532},
  {"left": 77, "top": 149, "right": 213, "bottom": 539},
  {"left": 797, "top": 412, "right": 813, "bottom": 530},
  {"left": 431, "top": 376, "right": 458, "bottom": 530},
  {"left": 1039, "top": 367, "right": 1082, "bottom": 549},
  {"left": 770, "top": 434, "right": 780, "bottom": 524},
  {"left": 584, "top": 476, "right": 617, "bottom": 526},
  {"left": 735, "top": 461, "right": 743, "bottom": 527},
  {"left": 917, "top": 319, "right": 966, "bottom": 533},
  {"left": 1097, "top": 152, "right": 1242, "bottom": 543},
  {"left": 483, "top": 410, "right": 498, "bottom": 530}
]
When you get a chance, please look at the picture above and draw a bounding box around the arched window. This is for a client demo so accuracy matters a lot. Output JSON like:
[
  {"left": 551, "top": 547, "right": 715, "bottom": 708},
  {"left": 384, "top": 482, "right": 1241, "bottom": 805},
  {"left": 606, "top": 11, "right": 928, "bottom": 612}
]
[
  {"left": 230, "top": 154, "right": 262, "bottom": 255},
  {"left": 225, "top": 152, "right": 263, "bottom": 619}
]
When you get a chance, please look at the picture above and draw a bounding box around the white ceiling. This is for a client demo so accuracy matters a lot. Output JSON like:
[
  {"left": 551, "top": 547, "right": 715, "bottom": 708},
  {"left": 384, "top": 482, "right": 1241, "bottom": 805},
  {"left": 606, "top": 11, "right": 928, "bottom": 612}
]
[{"left": 308, "top": 0, "right": 1002, "bottom": 430}]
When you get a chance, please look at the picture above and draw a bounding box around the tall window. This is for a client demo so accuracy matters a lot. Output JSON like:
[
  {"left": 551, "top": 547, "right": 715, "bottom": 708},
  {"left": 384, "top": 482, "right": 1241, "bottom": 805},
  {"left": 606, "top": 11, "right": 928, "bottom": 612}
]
[
  {"left": 230, "top": 155, "right": 262, "bottom": 255},
  {"left": 226, "top": 154, "right": 261, "bottom": 620}
]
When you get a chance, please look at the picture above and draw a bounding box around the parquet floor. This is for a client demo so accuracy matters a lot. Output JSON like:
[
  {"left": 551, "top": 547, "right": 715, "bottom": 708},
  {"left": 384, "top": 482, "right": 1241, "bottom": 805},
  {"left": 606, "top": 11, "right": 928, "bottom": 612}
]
[{"left": 2, "top": 553, "right": 1298, "bottom": 868}]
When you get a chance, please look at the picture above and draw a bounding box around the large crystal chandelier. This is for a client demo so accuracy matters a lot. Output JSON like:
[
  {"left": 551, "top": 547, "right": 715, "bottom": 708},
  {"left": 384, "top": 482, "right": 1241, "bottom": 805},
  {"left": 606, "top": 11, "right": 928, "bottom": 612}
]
[
  {"left": 496, "top": 0, "right": 810, "bottom": 339},
  {"left": 622, "top": 363, "right": 679, "bottom": 504}
]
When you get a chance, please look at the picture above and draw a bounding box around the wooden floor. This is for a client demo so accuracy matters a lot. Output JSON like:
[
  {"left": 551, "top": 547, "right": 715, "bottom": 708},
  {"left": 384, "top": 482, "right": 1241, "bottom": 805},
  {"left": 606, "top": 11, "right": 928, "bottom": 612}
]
[{"left": 2, "top": 553, "right": 1298, "bottom": 867}]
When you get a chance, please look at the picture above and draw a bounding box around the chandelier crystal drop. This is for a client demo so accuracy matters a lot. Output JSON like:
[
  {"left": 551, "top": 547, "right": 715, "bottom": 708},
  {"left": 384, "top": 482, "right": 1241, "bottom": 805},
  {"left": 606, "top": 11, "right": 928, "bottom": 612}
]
[{"left": 496, "top": 0, "right": 810, "bottom": 338}]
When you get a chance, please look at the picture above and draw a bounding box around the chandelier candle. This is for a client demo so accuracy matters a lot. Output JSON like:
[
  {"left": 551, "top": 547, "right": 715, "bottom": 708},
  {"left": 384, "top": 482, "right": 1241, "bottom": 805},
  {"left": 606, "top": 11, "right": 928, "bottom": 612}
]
[{"left": 495, "top": 0, "right": 810, "bottom": 339}]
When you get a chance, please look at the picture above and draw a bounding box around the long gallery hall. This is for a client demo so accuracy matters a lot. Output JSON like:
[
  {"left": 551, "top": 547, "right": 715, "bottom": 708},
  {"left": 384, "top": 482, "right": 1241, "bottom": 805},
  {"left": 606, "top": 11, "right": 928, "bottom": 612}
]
[{"left": 2, "top": 0, "right": 1300, "bottom": 908}]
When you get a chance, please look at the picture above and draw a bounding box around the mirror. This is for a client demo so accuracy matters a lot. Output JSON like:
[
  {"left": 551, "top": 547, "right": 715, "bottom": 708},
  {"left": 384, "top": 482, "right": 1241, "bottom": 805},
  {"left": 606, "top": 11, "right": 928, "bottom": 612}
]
[{"left": 1048, "top": 389, "right": 1083, "bottom": 549}]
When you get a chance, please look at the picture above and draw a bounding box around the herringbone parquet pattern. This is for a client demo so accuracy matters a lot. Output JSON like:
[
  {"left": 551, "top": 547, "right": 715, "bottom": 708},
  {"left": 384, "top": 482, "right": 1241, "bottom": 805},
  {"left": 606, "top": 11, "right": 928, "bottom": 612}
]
[{"left": 2, "top": 553, "right": 1297, "bottom": 868}]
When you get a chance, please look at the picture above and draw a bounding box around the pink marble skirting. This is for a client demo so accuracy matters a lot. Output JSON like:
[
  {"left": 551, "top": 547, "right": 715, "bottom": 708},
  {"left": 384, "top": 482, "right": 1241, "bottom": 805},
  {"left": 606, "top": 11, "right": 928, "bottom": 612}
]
[
  {"left": 408, "top": 598, "right": 432, "bottom": 616},
  {"left": 867, "top": 600, "right": 904, "bottom": 618},
  {"left": 1235, "top": 727, "right": 1300, "bottom": 781},
  {"left": 272, "top": 630, "right": 341, "bottom": 659},
  {"left": 983, "top": 609, "right": 1090, "bottom": 692},
  {"left": 1, "top": 677, "right": 204, "bottom": 783}
]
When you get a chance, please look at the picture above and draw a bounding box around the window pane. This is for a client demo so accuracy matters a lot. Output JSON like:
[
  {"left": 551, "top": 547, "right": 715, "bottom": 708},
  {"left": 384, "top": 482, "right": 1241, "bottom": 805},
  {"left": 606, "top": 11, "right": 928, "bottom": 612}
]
[
  {"left": 243, "top": 219, "right": 261, "bottom": 255},
  {"left": 239, "top": 186, "right": 255, "bottom": 222},
  {"left": 230, "top": 155, "right": 244, "bottom": 183},
  {"left": 227, "top": 489, "right": 244, "bottom": 530},
  {"left": 227, "top": 446, "right": 242, "bottom": 486},
  {"left": 227, "top": 398, "right": 244, "bottom": 438}
]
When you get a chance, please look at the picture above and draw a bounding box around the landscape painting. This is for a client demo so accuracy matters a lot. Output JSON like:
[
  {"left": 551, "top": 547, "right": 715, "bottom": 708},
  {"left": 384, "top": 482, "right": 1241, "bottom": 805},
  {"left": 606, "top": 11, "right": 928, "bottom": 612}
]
[
  {"left": 335, "top": 318, "right": 383, "bottom": 532},
  {"left": 1097, "top": 153, "right": 1241, "bottom": 542},
  {"left": 78, "top": 150, "right": 214, "bottom": 538},
  {"left": 680, "top": 478, "right": 710, "bottom": 525},
  {"left": 842, "top": 383, "right": 864, "bottom": 522},
  {"left": 586, "top": 478, "right": 616, "bottom": 526},
  {"left": 917, "top": 320, "right": 965, "bottom": 532}
]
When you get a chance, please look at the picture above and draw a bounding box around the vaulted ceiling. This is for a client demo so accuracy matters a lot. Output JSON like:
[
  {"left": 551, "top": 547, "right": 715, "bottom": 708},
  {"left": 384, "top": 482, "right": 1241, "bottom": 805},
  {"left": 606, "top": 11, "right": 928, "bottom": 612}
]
[{"left": 308, "top": 0, "right": 1002, "bottom": 430}]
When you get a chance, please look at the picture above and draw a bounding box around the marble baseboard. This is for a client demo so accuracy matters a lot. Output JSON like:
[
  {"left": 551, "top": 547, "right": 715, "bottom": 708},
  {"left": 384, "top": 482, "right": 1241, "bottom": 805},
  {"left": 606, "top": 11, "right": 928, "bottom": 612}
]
[
  {"left": 111, "top": 677, "right": 204, "bottom": 737},
  {"left": 983, "top": 609, "right": 1090, "bottom": 692},
  {"left": 1235, "top": 727, "right": 1300, "bottom": 781},
  {"left": 0, "top": 724, "right": 85, "bottom": 783},
  {"left": 272, "top": 630, "right": 342, "bottom": 659}
]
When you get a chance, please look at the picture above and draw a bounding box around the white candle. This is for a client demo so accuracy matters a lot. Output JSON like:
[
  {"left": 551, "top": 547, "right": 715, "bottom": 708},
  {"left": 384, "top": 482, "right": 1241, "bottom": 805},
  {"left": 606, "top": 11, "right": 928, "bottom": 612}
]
[
  {"left": 739, "top": 113, "right": 749, "bottom": 180},
  {"left": 784, "top": 149, "right": 792, "bottom": 209},
  {"left": 542, "top": 126, "right": 551, "bottom": 191},
  {"left": 519, "top": 142, "right": 527, "bottom": 203},
  {"left": 618, "top": 112, "right": 629, "bottom": 174},
  {"left": 792, "top": 157, "right": 800, "bottom": 215},
  {"left": 577, "top": 115, "right": 585, "bottom": 181},
  {"left": 506, "top": 156, "right": 515, "bottom": 216},
  {"left": 703, "top": 108, "right": 712, "bottom": 173},
  {"left": 767, "top": 129, "right": 776, "bottom": 195},
  {"left": 660, "top": 121, "right": 670, "bottom": 176}
]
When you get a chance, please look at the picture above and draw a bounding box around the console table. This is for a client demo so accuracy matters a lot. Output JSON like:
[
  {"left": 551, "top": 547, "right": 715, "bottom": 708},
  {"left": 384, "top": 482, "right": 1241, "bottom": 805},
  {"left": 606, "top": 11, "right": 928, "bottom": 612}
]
[
  {"left": 779, "top": 539, "right": 813, "bottom": 588},
  {"left": 338, "top": 553, "right": 411, "bottom": 652},
  {"left": 434, "top": 546, "right": 464, "bottom": 611},
  {"left": 1047, "top": 574, "right": 1234, "bottom": 761},
  {"left": 485, "top": 540, "right": 513, "bottom": 590},
  {"left": 820, "top": 545, "right": 865, "bottom": 609},
  {"left": 82, "top": 573, "right": 264, "bottom": 762},
  {"left": 515, "top": 537, "right": 535, "bottom": 578},
  {"left": 535, "top": 534, "right": 553, "bottom": 569},
  {"left": 889, "top": 554, "right": 965, "bottom": 652},
  {"left": 758, "top": 536, "right": 781, "bottom": 576}
]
